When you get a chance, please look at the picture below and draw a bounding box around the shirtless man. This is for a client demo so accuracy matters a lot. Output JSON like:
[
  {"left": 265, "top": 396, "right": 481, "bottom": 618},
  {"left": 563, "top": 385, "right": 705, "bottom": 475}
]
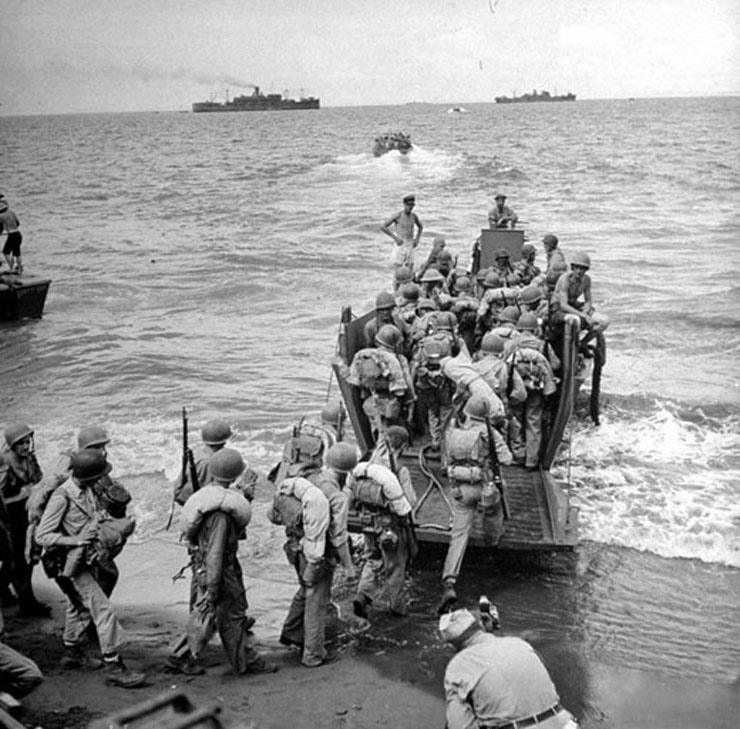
[
  {"left": 551, "top": 251, "right": 594, "bottom": 328},
  {"left": 381, "top": 194, "right": 423, "bottom": 274},
  {"left": 0, "top": 197, "right": 23, "bottom": 274}
]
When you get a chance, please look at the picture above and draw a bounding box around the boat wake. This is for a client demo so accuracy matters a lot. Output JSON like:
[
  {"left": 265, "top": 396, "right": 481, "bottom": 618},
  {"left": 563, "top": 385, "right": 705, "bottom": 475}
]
[{"left": 556, "top": 395, "right": 740, "bottom": 567}]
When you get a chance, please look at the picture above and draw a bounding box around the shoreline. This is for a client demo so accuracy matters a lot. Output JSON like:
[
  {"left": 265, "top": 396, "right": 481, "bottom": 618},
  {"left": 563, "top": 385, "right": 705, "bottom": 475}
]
[{"left": 6, "top": 534, "right": 737, "bottom": 729}]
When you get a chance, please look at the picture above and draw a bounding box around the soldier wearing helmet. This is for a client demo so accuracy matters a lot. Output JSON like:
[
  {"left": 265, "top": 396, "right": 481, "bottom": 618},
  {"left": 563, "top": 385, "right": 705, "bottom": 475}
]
[
  {"left": 415, "top": 234, "right": 448, "bottom": 283},
  {"left": 550, "top": 250, "right": 594, "bottom": 330},
  {"left": 438, "top": 395, "right": 513, "bottom": 614},
  {"left": 537, "top": 234, "right": 567, "bottom": 287},
  {"left": 339, "top": 324, "right": 415, "bottom": 440},
  {"left": 487, "top": 192, "right": 518, "bottom": 230},
  {"left": 491, "top": 249, "right": 521, "bottom": 287},
  {"left": 514, "top": 242, "right": 541, "bottom": 285},
  {"left": 450, "top": 275, "right": 480, "bottom": 354},
  {"left": 475, "top": 333, "right": 527, "bottom": 414},
  {"left": 476, "top": 272, "right": 520, "bottom": 345},
  {"left": 279, "top": 443, "right": 357, "bottom": 667},
  {"left": 35, "top": 449, "right": 146, "bottom": 688},
  {"left": 0, "top": 423, "right": 50, "bottom": 616},
  {"left": 174, "top": 418, "right": 258, "bottom": 507},
  {"left": 381, "top": 193, "right": 423, "bottom": 274},
  {"left": 364, "top": 291, "right": 409, "bottom": 349},
  {"left": 393, "top": 266, "right": 413, "bottom": 293},
  {"left": 167, "top": 447, "right": 277, "bottom": 678}
]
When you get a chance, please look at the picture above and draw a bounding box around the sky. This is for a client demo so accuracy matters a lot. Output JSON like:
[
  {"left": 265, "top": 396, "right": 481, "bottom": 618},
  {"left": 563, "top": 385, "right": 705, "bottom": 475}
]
[{"left": 0, "top": 0, "right": 738, "bottom": 115}]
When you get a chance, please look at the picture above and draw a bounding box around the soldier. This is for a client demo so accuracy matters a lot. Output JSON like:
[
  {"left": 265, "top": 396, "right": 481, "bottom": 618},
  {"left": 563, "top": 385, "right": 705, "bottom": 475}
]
[
  {"left": 168, "top": 448, "right": 277, "bottom": 677},
  {"left": 35, "top": 450, "right": 146, "bottom": 687},
  {"left": 550, "top": 251, "right": 594, "bottom": 330},
  {"left": 490, "top": 249, "right": 521, "bottom": 287},
  {"left": 474, "top": 332, "right": 527, "bottom": 421},
  {"left": 349, "top": 460, "right": 415, "bottom": 619},
  {"left": 416, "top": 235, "right": 447, "bottom": 281},
  {"left": 507, "top": 314, "right": 558, "bottom": 469},
  {"left": 538, "top": 234, "right": 567, "bottom": 286},
  {"left": 476, "top": 271, "right": 519, "bottom": 343},
  {"left": 440, "top": 608, "right": 579, "bottom": 729},
  {"left": 364, "top": 291, "right": 408, "bottom": 348},
  {"left": 438, "top": 397, "right": 512, "bottom": 614},
  {"left": 174, "top": 418, "right": 259, "bottom": 507},
  {"left": 393, "top": 266, "right": 413, "bottom": 294},
  {"left": 450, "top": 276, "right": 479, "bottom": 354},
  {"left": 0, "top": 423, "right": 50, "bottom": 616},
  {"left": 487, "top": 193, "right": 518, "bottom": 229},
  {"left": 279, "top": 444, "right": 357, "bottom": 667},
  {"left": 514, "top": 242, "right": 541, "bottom": 285}
]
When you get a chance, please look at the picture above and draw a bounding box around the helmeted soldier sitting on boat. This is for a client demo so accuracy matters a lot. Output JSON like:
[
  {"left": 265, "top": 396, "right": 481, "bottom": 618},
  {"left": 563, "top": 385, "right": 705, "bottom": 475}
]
[
  {"left": 395, "top": 282, "right": 421, "bottom": 325},
  {"left": 490, "top": 249, "right": 521, "bottom": 287},
  {"left": 438, "top": 395, "right": 513, "bottom": 614},
  {"left": 536, "top": 234, "right": 567, "bottom": 287}
]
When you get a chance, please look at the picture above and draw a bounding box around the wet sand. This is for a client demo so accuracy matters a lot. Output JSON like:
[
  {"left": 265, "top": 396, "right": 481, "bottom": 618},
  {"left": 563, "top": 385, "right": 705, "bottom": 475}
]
[{"left": 7, "top": 531, "right": 738, "bottom": 729}]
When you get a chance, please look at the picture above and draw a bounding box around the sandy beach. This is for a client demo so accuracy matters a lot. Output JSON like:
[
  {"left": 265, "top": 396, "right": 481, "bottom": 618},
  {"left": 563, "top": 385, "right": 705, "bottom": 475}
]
[{"left": 3, "top": 524, "right": 736, "bottom": 729}]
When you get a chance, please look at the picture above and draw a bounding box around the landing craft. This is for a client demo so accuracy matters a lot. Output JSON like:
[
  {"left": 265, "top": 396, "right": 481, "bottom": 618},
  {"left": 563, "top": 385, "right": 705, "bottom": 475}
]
[
  {"left": 333, "top": 229, "right": 598, "bottom": 550},
  {"left": 0, "top": 271, "right": 51, "bottom": 322}
]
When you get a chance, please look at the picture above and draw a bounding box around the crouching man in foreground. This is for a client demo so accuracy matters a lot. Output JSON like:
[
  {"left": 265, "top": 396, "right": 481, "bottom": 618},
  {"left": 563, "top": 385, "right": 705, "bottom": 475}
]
[{"left": 440, "top": 608, "right": 578, "bottom": 729}]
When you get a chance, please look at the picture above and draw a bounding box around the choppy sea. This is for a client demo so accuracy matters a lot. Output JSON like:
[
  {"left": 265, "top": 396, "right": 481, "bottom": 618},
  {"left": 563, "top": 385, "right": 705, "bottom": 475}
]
[{"left": 1, "top": 97, "right": 738, "bottom": 717}]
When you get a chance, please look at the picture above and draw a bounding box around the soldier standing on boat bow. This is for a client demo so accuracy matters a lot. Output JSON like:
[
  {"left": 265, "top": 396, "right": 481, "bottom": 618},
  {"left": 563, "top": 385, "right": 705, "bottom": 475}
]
[
  {"left": 381, "top": 194, "right": 423, "bottom": 275},
  {"left": 0, "top": 197, "right": 23, "bottom": 274}
]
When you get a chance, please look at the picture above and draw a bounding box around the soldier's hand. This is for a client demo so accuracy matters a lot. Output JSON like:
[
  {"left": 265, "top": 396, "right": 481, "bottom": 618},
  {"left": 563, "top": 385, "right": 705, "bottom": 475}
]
[{"left": 76, "top": 524, "right": 98, "bottom": 546}]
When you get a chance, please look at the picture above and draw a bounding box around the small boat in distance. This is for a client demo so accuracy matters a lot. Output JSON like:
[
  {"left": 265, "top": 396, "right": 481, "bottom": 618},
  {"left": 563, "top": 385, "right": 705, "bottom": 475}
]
[
  {"left": 448, "top": 106, "right": 467, "bottom": 113},
  {"left": 372, "top": 132, "right": 413, "bottom": 157},
  {"left": 192, "top": 86, "right": 319, "bottom": 113},
  {"left": 495, "top": 89, "right": 576, "bottom": 104},
  {"left": 0, "top": 271, "right": 51, "bottom": 322}
]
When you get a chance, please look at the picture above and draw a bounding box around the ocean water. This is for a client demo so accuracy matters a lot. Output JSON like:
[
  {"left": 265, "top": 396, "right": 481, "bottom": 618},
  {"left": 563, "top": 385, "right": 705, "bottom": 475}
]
[{"left": 1, "top": 98, "right": 739, "bottom": 701}]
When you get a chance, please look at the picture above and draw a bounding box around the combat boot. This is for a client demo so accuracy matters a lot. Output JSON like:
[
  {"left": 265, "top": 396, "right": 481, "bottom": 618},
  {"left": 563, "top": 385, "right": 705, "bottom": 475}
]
[{"left": 103, "top": 657, "right": 146, "bottom": 688}]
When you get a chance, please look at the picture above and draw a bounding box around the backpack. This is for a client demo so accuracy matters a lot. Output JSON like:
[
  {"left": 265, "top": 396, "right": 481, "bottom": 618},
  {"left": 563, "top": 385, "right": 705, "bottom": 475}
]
[
  {"left": 288, "top": 418, "right": 327, "bottom": 468},
  {"left": 415, "top": 332, "right": 454, "bottom": 389},
  {"left": 443, "top": 426, "right": 488, "bottom": 487},
  {"left": 507, "top": 346, "right": 546, "bottom": 391},
  {"left": 353, "top": 351, "right": 391, "bottom": 392}
]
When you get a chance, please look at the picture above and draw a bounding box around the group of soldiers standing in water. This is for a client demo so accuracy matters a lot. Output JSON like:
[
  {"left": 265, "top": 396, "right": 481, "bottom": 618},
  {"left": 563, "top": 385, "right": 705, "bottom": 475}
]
[{"left": 0, "top": 190, "right": 587, "bottom": 726}]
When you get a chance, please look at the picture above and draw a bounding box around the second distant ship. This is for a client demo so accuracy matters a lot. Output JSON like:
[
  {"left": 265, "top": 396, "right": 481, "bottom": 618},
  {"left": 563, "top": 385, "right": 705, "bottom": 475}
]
[
  {"left": 192, "top": 86, "right": 320, "bottom": 112},
  {"left": 495, "top": 89, "right": 576, "bottom": 104}
]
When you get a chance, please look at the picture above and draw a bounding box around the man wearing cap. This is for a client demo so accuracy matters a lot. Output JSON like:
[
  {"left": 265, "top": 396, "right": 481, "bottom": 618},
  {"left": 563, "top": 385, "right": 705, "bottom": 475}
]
[
  {"left": 440, "top": 608, "right": 578, "bottom": 729},
  {"left": 514, "top": 243, "right": 541, "bottom": 286},
  {"left": 35, "top": 450, "right": 146, "bottom": 688},
  {"left": 381, "top": 194, "right": 423, "bottom": 274},
  {"left": 487, "top": 193, "right": 518, "bottom": 230},
  {"left": 0, "top": 197, "right": 23, "bottom": 273}
]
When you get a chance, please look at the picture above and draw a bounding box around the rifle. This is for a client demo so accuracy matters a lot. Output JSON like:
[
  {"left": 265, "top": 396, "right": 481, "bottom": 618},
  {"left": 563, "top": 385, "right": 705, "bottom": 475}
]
[
  {"left": 484, "top": 418, "right": 511, "bottom": 521},
  {"left": 165, "top": 407, "right": 201, "bottom": 530}
]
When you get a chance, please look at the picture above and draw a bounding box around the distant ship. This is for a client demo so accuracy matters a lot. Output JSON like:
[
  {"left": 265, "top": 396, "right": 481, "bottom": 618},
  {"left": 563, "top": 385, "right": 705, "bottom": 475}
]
[
  {"left": 192, "top": 86, "right": 320, "bottom": 113},
  {"left": 495, "top": 89, "right": 576, "bottom": 104}
]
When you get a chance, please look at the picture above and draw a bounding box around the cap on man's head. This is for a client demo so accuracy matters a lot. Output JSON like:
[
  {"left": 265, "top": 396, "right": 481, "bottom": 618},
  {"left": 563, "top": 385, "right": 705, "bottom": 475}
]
[
  {"left": 439, "top": 608, "right": 482, "bottom": 645},
  {"left": 494, "top": 192, "right": 506, "bottom": 200},
  {"left": 403, "top": 194, "right": 415, "bottom": 204}
]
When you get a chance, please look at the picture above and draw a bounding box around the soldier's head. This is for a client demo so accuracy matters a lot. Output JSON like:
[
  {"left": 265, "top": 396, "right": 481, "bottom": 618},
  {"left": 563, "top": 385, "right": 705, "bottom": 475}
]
[
  {"left": 542, "top": 233, "right": 559, "bottom": 252},
  {"left": 209, "top": 447, "right": 246, "bottom": 486},
  {"left": 77, "top": 425, "right": 110, "bottom": 453},
  {"left": 320, "top": 401, "right": 345, "bottom": 431},
  {"left": 385, "top": 425, "right": 410, "bottom": 455},
  {"left": 4, "top": 423, "right": 34, "bottom": 456},
  {"left": 70, "top": 449, "right": 111, "bottom": 488},
  {"left": 325, "top": 443, "right": 358, "bottom": 485},
  {"left": 201, "top": 419, "right": 232, "bottom": 450},
  {"left": 439, "top": 608, "right": 484, "bottom": 649},
  {"left": 375, "top": 324, "right": 404, "bottom": 353}
]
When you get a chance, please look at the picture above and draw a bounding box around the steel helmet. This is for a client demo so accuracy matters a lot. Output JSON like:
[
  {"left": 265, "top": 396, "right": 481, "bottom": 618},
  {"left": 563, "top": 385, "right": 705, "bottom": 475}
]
[
  {"left": 494, "top": 248, "right": 510, "bottom": 261},
  {"left": 394, "top": 267, "right": 413, "bottom": 284},
  {"left": 519, "top": 285, "right": 543, "bottom": 305},
  {"left": 480, "top": 332, "right": 505, "bottom": 354},
  {"left": 375, "top": 324, "right": 403, "bottom": 350},
  {"left": 570, "top": 251, "right": 591, "bottom": 269},
  {"left": 517, "top": 312, "right": 539, "bottom": 331},
  {"left": 320, "top": 400, "right": 344, "bottom": 426},
  {"left": 416, "top": 298, "right": 437, "bottom": 312},
  {"left": 77, "top": 425, "right": 110, "bottom": 450},
  {"left": 420, "top": 268, "right": 445, "bottom": 284},
  {"left": 464, "top": 397, "right": 490, "bottom": 422},
  {"left": 201, "top": 419, "right": 232, "bottom": 446},
  {"left": 210, "top": 447, "right": 245, "bottom": 483},
  {"left": 483, "top": 271, "right": 502, "bottom": 289},
  {"left": 325, "top": 443, "right": 358, "bottom": 473},
  {"left": 521, "top": 242, "right": 536, "bottom": 258},
  {"left": 546, "top": 269, "right": 564, "bottom": 287},
  {"left": 385, "top": 425, "right": 410, "bottom": 451},
  {"left": 437, "top": 249, "right": 453, "bottom": 263},
  {"left": 499, "top": 306, "right": 520, "bottom": 325},
  {"left": 399, "top": 283, "right": 420, "bottom": 302},
  {"left": 4, "top": 423, "right": 34, "bottom": 449},
  {"left": 542, "top": 234, "right": 559, "bottom": 247},
  {"left": 375, "top": 291, "right": 396, "bottom": 310},
  {"left": 71, "top": 449, "right": 112, "bottom": 482},
  {"left": 435, "top": 311, "right": 457, "bottom": 332},
  {"left": 455, "top": 276, "right": 471, "bottom": 292}
]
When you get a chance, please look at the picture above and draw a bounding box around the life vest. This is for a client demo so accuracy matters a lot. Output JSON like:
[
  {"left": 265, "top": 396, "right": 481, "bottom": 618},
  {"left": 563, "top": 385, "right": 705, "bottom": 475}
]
[
  {"left": 180, "top": 485, "right": 252, "bottom": 541},
  {"left": 505, "top": 344, "right": 550, "bottom": 392}
]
